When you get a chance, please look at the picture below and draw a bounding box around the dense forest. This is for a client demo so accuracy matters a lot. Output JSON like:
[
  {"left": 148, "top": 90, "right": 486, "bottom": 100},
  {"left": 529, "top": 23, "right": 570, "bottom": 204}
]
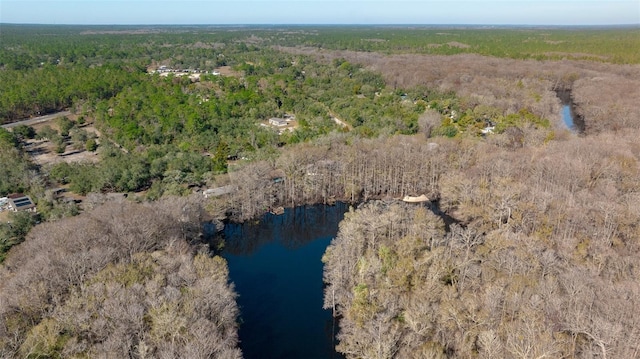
[
  {"left": 322, "top": 130, "right": 640, "bottom": 358},
  {"left": 0, "top": 198, "right": 241, "bottom": 358},
  {"left": 1, "top": 24, "right": 640, "bottom": 358}
]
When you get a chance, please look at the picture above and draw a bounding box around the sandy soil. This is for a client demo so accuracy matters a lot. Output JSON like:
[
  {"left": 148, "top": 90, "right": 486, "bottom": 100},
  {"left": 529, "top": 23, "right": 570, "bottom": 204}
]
[
  {"left": 29, "top": 143, "right": 99, "bottom": 165},
  {"left": 27, "top": 141, "right": 100, "bottom": 167},
  {"left": 215, "top": 66, "right": 241, "bottom": 77},
  {"left": 25, "top": 123, "right": 102, "bottom": 167},
  {"left": 0, "top": 210, "right": 10, "bottom": 223}
]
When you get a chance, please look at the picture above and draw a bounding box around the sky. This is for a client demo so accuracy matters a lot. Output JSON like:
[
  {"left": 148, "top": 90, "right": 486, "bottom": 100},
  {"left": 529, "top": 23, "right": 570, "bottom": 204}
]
[{"left": 1, "top": 0, "right": 639, "bottom": 26}]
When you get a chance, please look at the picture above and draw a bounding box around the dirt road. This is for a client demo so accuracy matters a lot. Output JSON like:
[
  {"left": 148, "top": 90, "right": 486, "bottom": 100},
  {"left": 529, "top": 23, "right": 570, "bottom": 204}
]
[{"left": 1, "top": 111, "right": 71, "bottom": 129}]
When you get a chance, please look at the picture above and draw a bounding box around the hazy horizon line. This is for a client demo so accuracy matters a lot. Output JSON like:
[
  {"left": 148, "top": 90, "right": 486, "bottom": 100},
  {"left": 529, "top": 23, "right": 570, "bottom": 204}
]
[{"left": 2, "top": 22, "right": 639, "bottom": 27}]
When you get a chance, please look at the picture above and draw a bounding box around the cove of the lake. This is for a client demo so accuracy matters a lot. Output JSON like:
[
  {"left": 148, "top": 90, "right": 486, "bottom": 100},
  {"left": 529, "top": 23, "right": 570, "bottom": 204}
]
[{"left": 220, "top": 203, "right": 348, "bottom": 359}]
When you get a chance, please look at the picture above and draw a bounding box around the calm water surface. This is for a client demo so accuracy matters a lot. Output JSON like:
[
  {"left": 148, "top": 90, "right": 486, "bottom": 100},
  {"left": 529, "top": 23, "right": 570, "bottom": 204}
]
[
  {"left": 561, "top": 104, "right": 575, "bottom": 130},
  {"left": 222, "top": 203, "right": 348, "bottom": 359},
  {"left": 556, "top": 88, "right": 580, "bottom": 132}
]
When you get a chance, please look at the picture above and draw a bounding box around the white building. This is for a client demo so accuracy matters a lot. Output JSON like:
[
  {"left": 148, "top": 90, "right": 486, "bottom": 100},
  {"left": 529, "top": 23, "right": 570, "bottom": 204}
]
[{"left": 269, "top": 118, "right": 288, "bottom": 127}]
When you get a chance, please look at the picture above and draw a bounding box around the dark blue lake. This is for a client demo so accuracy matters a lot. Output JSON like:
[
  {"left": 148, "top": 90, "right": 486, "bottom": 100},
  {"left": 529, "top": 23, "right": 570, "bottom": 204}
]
[{"left": 222, "top": 203, "right": 348, "bottom": 359}]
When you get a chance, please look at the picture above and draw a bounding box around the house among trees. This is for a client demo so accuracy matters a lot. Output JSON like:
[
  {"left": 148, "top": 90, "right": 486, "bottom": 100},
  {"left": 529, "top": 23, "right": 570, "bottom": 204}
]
[
  {"left": 268, "top": 118, "right": 288, "bottom": 127},
  {"left": 6, "top": 194, "right": 36, "bottom": 212}
]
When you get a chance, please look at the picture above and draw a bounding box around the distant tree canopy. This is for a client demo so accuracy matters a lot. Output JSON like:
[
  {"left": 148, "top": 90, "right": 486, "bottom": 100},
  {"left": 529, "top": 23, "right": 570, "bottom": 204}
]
[
  {"left": 271, "top": 26, "right": 640, "bottom": 64},
  {"left": 0, "top": 64, "right": 144, "bottom": 123}
]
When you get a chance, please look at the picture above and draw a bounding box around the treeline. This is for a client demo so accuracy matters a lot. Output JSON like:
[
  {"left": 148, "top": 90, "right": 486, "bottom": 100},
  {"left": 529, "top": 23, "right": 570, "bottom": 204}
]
[
  {"left": 319, "top": 128, "right": 640, "bottom": 358},
  {"left": 0, "top": 198, "right": 242, "bottom": 359},
  {"left": 4, "top": 25, "right": 639, "bottom": 67},
  {"left": 0, "top": 24, "right": 246, "bottom": 70},
  {"left": 213, "top": 122, "right": 551, "bottom": 221}
]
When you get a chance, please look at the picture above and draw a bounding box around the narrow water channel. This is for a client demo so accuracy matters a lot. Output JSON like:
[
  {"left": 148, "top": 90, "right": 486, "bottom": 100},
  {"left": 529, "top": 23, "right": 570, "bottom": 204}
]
[
  {"left": 555, "top": 88, "right": 583, "bottom": 133},
  {"left": 561, "top": 104, "right": 574, "bottom": 130},
  {"left": 221, "top": 203, "right": 348, "bottom": 359}
]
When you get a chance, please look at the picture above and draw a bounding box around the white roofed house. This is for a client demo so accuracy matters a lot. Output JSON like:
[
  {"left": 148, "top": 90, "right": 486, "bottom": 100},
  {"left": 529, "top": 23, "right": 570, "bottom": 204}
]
[{"left": 268, "top": 118, "right": 288, "bottom": 127}]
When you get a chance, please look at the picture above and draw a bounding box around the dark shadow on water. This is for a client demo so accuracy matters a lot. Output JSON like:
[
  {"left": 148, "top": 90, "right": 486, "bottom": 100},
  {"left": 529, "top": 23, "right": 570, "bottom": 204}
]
[
  {"left": 428, "top": 199, "right": 461, "bottom": 232},
  {"left": 222, "top": 203, "right": 350, "bottom": 255},
  {"left": 219, "top": 203, "right": 348, "bottom": 359}
]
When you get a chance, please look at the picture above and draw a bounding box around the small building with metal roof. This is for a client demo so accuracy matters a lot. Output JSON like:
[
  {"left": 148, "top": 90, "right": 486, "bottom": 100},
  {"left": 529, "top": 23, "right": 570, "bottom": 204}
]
[{"left": 6, "top": 194, "right": 36, "bottom": 212}]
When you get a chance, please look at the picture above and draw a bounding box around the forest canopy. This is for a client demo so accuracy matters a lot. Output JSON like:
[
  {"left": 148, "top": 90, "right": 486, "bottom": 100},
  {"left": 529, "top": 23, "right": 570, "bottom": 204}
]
[{"left": 0, "top": 199, "right": 241, "bottom": 358}]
